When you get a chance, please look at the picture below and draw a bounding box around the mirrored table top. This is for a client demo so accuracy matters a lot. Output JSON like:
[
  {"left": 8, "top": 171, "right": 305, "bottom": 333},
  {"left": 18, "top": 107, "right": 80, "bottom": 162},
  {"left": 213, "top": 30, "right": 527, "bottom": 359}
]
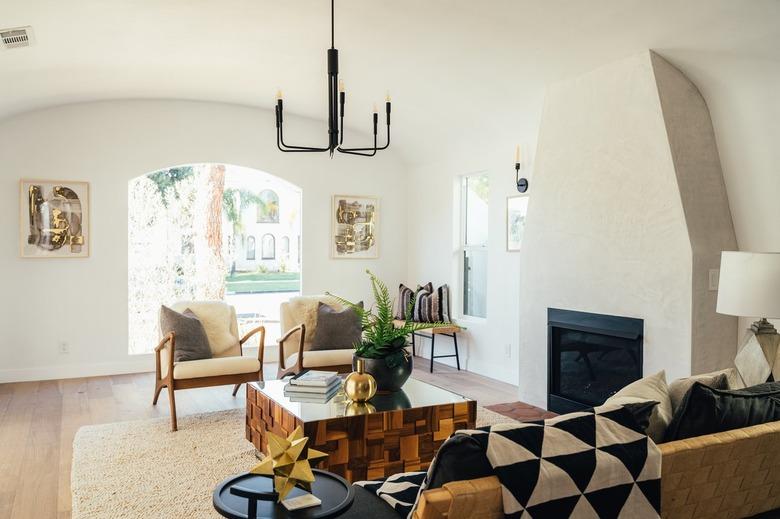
[{"left": 250, "top": 377, "right": 472, "bottom": 422}]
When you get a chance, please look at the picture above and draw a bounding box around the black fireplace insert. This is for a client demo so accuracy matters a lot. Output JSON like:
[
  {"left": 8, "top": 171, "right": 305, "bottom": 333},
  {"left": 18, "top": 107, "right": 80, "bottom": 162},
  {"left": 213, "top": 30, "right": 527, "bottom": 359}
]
[{"left": 547, "top": 308, "right": 643, "bottom": 414}]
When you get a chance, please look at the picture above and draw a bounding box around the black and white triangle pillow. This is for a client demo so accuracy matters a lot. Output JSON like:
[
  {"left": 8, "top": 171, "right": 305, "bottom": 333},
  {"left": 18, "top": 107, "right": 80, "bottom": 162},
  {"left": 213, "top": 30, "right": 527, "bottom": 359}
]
[{"left": 464, "top": 403, "right": 661, "bottom": 518}]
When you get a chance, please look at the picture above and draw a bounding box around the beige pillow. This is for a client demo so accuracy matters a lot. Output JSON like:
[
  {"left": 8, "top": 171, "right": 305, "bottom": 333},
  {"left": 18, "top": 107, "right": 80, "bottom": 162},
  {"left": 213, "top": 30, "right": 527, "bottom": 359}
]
[
  {"left": 605, "top": 370, "right": 672, "bottom": 444},
  {"left": 668, "top": 371, "right": 729, "bottom": 412}
]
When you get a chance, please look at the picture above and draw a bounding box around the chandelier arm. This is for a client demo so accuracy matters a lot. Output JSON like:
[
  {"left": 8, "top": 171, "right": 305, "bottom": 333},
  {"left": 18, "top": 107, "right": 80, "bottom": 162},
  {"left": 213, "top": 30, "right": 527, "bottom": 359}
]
[
  {"left": 278, "top": 125, "right": 330, "bottom": 152},
  {"left": 337, "top": 132, "right": 378, "bottom": 156},
  {"left": 338, "top": 123, "right": 389, "bottom": 151}
]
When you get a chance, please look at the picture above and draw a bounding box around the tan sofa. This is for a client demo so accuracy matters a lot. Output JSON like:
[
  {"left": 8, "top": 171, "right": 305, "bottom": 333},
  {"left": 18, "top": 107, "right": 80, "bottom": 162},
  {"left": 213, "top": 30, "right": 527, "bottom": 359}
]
[{"left": 413, "top": 420, "right": 780, "bottom": 519}]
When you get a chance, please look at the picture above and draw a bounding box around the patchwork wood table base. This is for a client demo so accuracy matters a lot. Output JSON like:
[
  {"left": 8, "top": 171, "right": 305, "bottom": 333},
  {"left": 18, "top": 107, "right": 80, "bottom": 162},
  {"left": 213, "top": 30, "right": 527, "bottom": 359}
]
[{"left": 246, "top": 382, "right": 476, "bottom": 482}]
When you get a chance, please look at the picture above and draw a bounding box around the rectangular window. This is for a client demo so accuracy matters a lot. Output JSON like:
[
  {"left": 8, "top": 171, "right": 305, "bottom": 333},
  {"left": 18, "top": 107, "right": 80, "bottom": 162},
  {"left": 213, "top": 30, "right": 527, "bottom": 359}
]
[{"left": 461, "top": 173, "right": 489, "bottom": 318}]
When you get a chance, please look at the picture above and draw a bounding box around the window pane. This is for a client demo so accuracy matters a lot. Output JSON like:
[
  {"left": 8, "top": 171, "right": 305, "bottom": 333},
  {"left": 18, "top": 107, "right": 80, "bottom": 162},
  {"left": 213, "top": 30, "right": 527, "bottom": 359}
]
[
  {"left": 465, "top": 174, "right": 489, "bottom": 247},
  {"left": 463, "top": 248, "right": 487, "bottom": 318}
]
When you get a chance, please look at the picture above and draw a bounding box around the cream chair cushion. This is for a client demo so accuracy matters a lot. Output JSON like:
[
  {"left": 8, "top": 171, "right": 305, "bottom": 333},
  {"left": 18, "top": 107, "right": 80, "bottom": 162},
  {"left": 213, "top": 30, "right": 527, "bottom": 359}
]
[
  {"left": 286, "top": 349, "right": 354, "bottom": 370},
  {"left": 170, "top": 300, "right": 240, "bottom": 357},
  {"left": 163, "top": 356, "right": 260, "bottom": 380}
]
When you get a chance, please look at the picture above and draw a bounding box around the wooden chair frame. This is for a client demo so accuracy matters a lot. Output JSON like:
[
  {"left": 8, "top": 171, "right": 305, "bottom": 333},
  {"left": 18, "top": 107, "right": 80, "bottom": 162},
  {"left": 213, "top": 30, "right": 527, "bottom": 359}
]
[
  {"left": 276, "top": 323, "right": 352, "bottom": 379},
  {"left": 153, "top": 325, "right": 266, "bottom": 431}
]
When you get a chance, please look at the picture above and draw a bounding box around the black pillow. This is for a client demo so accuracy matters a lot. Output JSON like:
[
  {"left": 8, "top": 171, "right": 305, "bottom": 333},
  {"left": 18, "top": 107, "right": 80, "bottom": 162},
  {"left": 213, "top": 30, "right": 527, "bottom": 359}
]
[
  {"left": 159, "top": 305, "right": 212, "bottom": 362},
  {"left": 427, "top": 433, "right": 494, "bottom": 489},
  {"left": 664, "top": 381, "right": 780, "bottom": 442}
]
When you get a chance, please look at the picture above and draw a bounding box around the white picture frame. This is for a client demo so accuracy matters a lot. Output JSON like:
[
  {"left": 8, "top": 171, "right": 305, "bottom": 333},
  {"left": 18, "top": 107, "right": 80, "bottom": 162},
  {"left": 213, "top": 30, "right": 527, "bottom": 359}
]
[
  {"left": 20, "top": 179, "right": 90, "bottom": 258},
  {"left": 331, "top": 194, "right": 379, "bottom": 259},
  {"left": 506, "top": 195, "right": 529, "bottom": 252}
]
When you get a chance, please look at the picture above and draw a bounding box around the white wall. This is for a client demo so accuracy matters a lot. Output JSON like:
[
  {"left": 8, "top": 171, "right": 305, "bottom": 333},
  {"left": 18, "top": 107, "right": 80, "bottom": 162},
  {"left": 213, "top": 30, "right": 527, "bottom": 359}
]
[
  {"left": 406, "top": 150, "right": 532, "bottom": 385},
  {"left": 0, "top": 100, "right": 408, "bottom": 383}
]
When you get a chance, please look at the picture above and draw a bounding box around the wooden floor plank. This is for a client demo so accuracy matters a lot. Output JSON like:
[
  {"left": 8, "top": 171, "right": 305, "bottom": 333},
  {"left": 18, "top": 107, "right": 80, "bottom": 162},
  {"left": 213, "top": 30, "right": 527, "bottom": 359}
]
[{"left": 0, "top": 360, "right": 518, "bottom": 519}]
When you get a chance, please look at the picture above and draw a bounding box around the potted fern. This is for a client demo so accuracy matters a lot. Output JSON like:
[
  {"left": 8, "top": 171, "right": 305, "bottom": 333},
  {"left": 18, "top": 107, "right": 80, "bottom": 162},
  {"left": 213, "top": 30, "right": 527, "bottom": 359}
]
[{"left": 328, "top": 270, "right": 448, "bottom": 392}]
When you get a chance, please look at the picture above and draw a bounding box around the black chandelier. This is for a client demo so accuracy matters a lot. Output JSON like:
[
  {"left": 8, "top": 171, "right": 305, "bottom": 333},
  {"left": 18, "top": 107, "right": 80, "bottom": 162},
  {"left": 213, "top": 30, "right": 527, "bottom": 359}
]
[{"left": 275, "top": 0, "right": 391, "bottom": 157}]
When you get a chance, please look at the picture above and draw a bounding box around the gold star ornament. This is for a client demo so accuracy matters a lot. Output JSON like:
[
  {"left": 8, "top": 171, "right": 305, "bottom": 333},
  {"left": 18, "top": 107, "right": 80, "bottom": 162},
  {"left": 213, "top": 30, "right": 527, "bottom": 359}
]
[{"left": 249, "top": 426, "right": 328, "bottom": 501}]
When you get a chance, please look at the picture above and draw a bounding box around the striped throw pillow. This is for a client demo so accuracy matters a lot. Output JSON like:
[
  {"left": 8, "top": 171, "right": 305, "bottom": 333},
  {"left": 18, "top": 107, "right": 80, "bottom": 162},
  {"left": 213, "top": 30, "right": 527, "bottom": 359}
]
[{"left": 413, "top": 284, "right": 451, "bottom": 323}]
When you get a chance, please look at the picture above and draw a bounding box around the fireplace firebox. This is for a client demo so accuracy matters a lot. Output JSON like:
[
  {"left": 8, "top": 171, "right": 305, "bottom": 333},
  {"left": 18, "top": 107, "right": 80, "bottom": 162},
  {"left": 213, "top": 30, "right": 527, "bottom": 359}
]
[{"left": 547, "top": 308, "right": 643, "bottom": 414}]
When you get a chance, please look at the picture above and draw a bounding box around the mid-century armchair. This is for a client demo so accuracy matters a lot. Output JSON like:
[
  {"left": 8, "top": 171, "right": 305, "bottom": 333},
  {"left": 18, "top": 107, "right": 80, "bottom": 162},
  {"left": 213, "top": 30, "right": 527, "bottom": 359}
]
[
  {"left": 152, "top": 301, "right": 265, "bottom": 431},
  {"left": 277, "top": 295, "right": 355, "bottom": 378}
]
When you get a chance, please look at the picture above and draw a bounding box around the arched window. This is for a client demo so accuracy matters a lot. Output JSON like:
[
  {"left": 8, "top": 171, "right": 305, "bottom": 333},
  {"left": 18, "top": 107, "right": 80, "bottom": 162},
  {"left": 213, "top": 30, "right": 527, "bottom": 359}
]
[
  {"left": 246, "top": 236, "right": 256, "bottom": 260},
  {"left": 281, "top": 236, "right": 290, "bottom": 256},
  {"left": 257, "top": 189, "right": 280, "bottom": 223},
  {"left": 261, "top": 234, "right": 276, "bottom": 259}
]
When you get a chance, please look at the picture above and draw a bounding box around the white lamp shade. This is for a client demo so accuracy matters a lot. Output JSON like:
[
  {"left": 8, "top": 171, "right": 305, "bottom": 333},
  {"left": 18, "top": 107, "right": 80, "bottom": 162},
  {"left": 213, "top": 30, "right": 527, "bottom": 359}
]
[{"left": 717, "top": 251, "right": 780, "bottom": 318}]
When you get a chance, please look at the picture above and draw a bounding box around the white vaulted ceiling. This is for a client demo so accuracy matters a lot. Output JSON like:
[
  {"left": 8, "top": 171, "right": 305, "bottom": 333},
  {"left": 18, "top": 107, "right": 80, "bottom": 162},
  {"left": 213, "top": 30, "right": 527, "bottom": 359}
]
[
  {"left": 0, "top": 1, "right": 776, "bottom": 164},
  {"left": 1, "top": 0, "right": 779, "bottom": 247}
]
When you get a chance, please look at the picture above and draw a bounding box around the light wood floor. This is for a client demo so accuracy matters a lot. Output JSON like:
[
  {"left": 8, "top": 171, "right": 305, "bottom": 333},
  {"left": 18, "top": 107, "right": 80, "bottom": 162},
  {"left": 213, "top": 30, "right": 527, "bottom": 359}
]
[{"left": 0, "top": 358, "right": 518, "bottom": 519}]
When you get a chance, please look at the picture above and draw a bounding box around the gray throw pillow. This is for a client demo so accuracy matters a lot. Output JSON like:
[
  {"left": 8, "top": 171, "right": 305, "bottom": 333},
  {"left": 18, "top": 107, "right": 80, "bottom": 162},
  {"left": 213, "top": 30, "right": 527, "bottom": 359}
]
[
  {"left": 159, "top": 305, "right": 213, "bottom": 362},
  {"left": 668, "top": 372, "right": 729, "bottom": 412},
  {"left": 310, "top": 302, "right": 363, "bottom": 351}
]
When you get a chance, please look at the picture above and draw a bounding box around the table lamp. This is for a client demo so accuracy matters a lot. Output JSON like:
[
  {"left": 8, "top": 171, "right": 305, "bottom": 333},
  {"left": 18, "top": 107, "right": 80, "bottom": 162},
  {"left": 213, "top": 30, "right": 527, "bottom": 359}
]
[{"left": 717, "top": 251, "right": 780, "bottom": 384}]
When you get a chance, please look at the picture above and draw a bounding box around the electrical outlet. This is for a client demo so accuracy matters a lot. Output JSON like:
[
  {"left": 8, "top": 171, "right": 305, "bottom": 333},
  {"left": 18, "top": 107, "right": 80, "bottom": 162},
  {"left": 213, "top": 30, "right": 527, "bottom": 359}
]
[
  {"left": 708, "top": 269, "right": 720, "bottom": 291},
  {"left": 504, "top": 343, "right": 511, "bottom": 358},
  {"left": 59, "top": 341, "right": 69, "bottom": 354}
]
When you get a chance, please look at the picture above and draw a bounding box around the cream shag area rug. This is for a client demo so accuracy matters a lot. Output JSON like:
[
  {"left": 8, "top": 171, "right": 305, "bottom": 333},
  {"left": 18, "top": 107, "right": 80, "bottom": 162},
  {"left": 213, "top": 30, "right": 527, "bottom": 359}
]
[{"left": 72, "top": 406, "right": 514, "bottom": 518}]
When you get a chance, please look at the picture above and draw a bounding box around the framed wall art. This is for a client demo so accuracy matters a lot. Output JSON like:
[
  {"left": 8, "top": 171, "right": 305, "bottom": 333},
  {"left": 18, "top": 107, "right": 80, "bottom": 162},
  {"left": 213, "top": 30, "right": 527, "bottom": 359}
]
[
  {"left": 507, "top": 195, "right": 528, "bottom": 252},
  {"left": 20, "top": 179, "right": 90, "bottom": 258},
  {"left": 331, "top": 194, "right": 378, "bottom": 259}
]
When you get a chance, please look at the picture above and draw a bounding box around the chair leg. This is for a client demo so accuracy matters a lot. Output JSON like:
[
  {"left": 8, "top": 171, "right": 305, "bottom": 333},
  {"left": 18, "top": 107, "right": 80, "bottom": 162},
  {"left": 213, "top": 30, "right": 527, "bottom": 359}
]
[
  {"left": 412, "top": 333, "right": 416, "bottom": 357},
  {"left": 168, "top": 387, "right": 178, "bottom": 432},
  {"left": 430, "top": 334, "right": 436, "bottom": 373},
  {"left": 453, "top": 333, "right": 461, "bottom": 371},
  {"left": 152, "top": 382, "right": 164, "bottom": 405},
  {"left": 232, "top": 383, "right": 242, "bottom": 396}
]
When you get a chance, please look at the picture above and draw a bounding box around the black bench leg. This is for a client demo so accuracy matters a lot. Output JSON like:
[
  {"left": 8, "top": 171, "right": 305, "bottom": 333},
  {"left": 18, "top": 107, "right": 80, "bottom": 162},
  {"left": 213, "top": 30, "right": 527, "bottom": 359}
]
[
  {"left": 430, "top": 334, "right": 435, "bottom": 373},
  {"left": 453, "top": 333, "right": 461, "bottom": 371},
  {"left": 411, "top": 332, "right": 416, "bottom": 357}
]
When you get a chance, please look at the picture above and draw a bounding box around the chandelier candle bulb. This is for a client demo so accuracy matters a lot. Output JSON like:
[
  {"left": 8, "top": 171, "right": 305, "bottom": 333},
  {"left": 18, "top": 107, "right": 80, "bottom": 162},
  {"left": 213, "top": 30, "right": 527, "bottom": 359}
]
[
  {"left": 339, "top": 80, "right": 345, "bottom": 92},
  {"left": 276, "top": 89, "right": 283, "bottom": 100}
]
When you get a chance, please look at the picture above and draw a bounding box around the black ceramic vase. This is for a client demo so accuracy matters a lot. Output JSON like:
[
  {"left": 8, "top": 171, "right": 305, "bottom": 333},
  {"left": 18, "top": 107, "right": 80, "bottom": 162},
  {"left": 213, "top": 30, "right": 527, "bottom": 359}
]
[{"left": 353, "top": 353, "right": 412, "bottom": 392}]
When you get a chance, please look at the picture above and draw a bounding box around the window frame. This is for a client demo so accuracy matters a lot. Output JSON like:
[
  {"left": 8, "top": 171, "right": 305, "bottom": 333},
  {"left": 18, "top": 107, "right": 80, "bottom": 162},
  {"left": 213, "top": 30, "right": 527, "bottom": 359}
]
[
  {"left": 459, "top": 172, "right": 489, "bottom": 321},
  {"left": 261, "top": 233, "right": 276, "bottom": 260},
  {"left": 246, "top": 235, "right": 256, "bottom": 261}
]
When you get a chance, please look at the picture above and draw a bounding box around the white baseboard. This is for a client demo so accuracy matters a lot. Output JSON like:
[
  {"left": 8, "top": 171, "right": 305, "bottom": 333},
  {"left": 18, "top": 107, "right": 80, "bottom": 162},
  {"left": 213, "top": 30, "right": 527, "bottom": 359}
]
[
  {"left": 0, "top": 345, "right": 282, "bottom": 384},
  {"left": 0, "top": 357, "right": 155, "bottom": 383}
]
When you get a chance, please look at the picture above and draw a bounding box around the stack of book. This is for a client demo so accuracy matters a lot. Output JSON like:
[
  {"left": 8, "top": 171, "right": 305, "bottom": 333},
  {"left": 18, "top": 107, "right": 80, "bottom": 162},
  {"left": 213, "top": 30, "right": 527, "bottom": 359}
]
[{"left": 284, "top": 370, "right": 341, "bottom": 403}]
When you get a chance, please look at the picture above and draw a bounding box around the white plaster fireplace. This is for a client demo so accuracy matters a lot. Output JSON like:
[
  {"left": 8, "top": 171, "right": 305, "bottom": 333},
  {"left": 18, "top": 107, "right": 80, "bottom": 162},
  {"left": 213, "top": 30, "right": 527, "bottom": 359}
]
[{"left": 518, "top": 51, "right": 738, "bottom": 407}]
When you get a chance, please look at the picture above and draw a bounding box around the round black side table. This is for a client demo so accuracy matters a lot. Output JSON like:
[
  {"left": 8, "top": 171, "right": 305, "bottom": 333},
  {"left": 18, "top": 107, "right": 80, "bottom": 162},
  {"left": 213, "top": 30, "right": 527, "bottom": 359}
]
[{"left": 213, "top": 469, "right": 354, "bottom": 519}]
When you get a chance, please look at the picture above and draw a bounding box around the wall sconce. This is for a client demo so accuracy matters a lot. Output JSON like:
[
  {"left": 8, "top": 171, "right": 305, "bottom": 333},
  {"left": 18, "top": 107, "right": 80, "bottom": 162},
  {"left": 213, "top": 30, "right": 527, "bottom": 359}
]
[{"left": 515, "top": 145, "right": 529, "bottom": 193}]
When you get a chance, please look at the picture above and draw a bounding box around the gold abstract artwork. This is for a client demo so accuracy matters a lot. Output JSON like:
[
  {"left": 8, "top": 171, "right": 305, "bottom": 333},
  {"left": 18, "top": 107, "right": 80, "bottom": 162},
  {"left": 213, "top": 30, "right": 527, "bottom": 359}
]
[
  {"left": 20, "top": 180, "right": 89, "bottom": 258},
  {"left": 332, "top": 195, "right": 378, "bottom": 258},
  {"left": 249, "top": 426, "right": 327, "bottom": 501}
]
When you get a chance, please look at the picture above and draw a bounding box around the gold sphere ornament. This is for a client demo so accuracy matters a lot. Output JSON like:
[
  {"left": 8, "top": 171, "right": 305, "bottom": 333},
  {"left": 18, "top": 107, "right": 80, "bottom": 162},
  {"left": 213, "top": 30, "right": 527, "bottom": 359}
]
[
  {"left": 344, "top": 358, "right": 377, "bottom": 402},
  {"left": 249, "top": 426, "right": 327, "bottom": 501},
  {"left": 344, "top": 401, "right": 377, "bottom": 416}
]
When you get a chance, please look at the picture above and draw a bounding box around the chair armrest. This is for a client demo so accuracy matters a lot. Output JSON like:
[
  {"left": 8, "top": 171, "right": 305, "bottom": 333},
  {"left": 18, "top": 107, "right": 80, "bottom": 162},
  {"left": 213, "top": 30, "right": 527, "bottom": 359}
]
[
  {"left": 240, "top": 325, "right": 266, "bottom": 364},
  {"left": 155, "top": 332, "right": 174, "bottom": 353},
  {"left": 154, "top": 333, "right": 175, "bottom": 381},
  {"left": 413, "top": 476, "right": 502, "bottom": 519},
  {"left": 277, "top": 324, "right": 305, "bottom": 369}
]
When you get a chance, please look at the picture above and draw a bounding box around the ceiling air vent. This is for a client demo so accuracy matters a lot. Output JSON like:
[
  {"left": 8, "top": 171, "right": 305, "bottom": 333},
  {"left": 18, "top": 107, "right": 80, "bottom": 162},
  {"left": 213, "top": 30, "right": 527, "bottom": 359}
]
[{"left": 1, "top": 26, "right": 34, "bottom": 50}]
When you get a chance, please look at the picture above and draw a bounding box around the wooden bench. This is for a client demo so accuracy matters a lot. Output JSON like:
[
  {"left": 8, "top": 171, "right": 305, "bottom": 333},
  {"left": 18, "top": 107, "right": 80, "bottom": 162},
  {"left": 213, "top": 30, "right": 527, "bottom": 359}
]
[{"left": 393, "top": 320, "right": 463, "bottom": 372}]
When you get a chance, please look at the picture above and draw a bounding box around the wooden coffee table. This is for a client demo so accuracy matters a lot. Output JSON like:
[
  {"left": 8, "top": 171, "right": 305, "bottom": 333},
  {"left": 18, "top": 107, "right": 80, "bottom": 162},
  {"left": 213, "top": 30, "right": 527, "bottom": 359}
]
[{"left": 246, "top": 378, "right": 476, "bottom": 482}]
